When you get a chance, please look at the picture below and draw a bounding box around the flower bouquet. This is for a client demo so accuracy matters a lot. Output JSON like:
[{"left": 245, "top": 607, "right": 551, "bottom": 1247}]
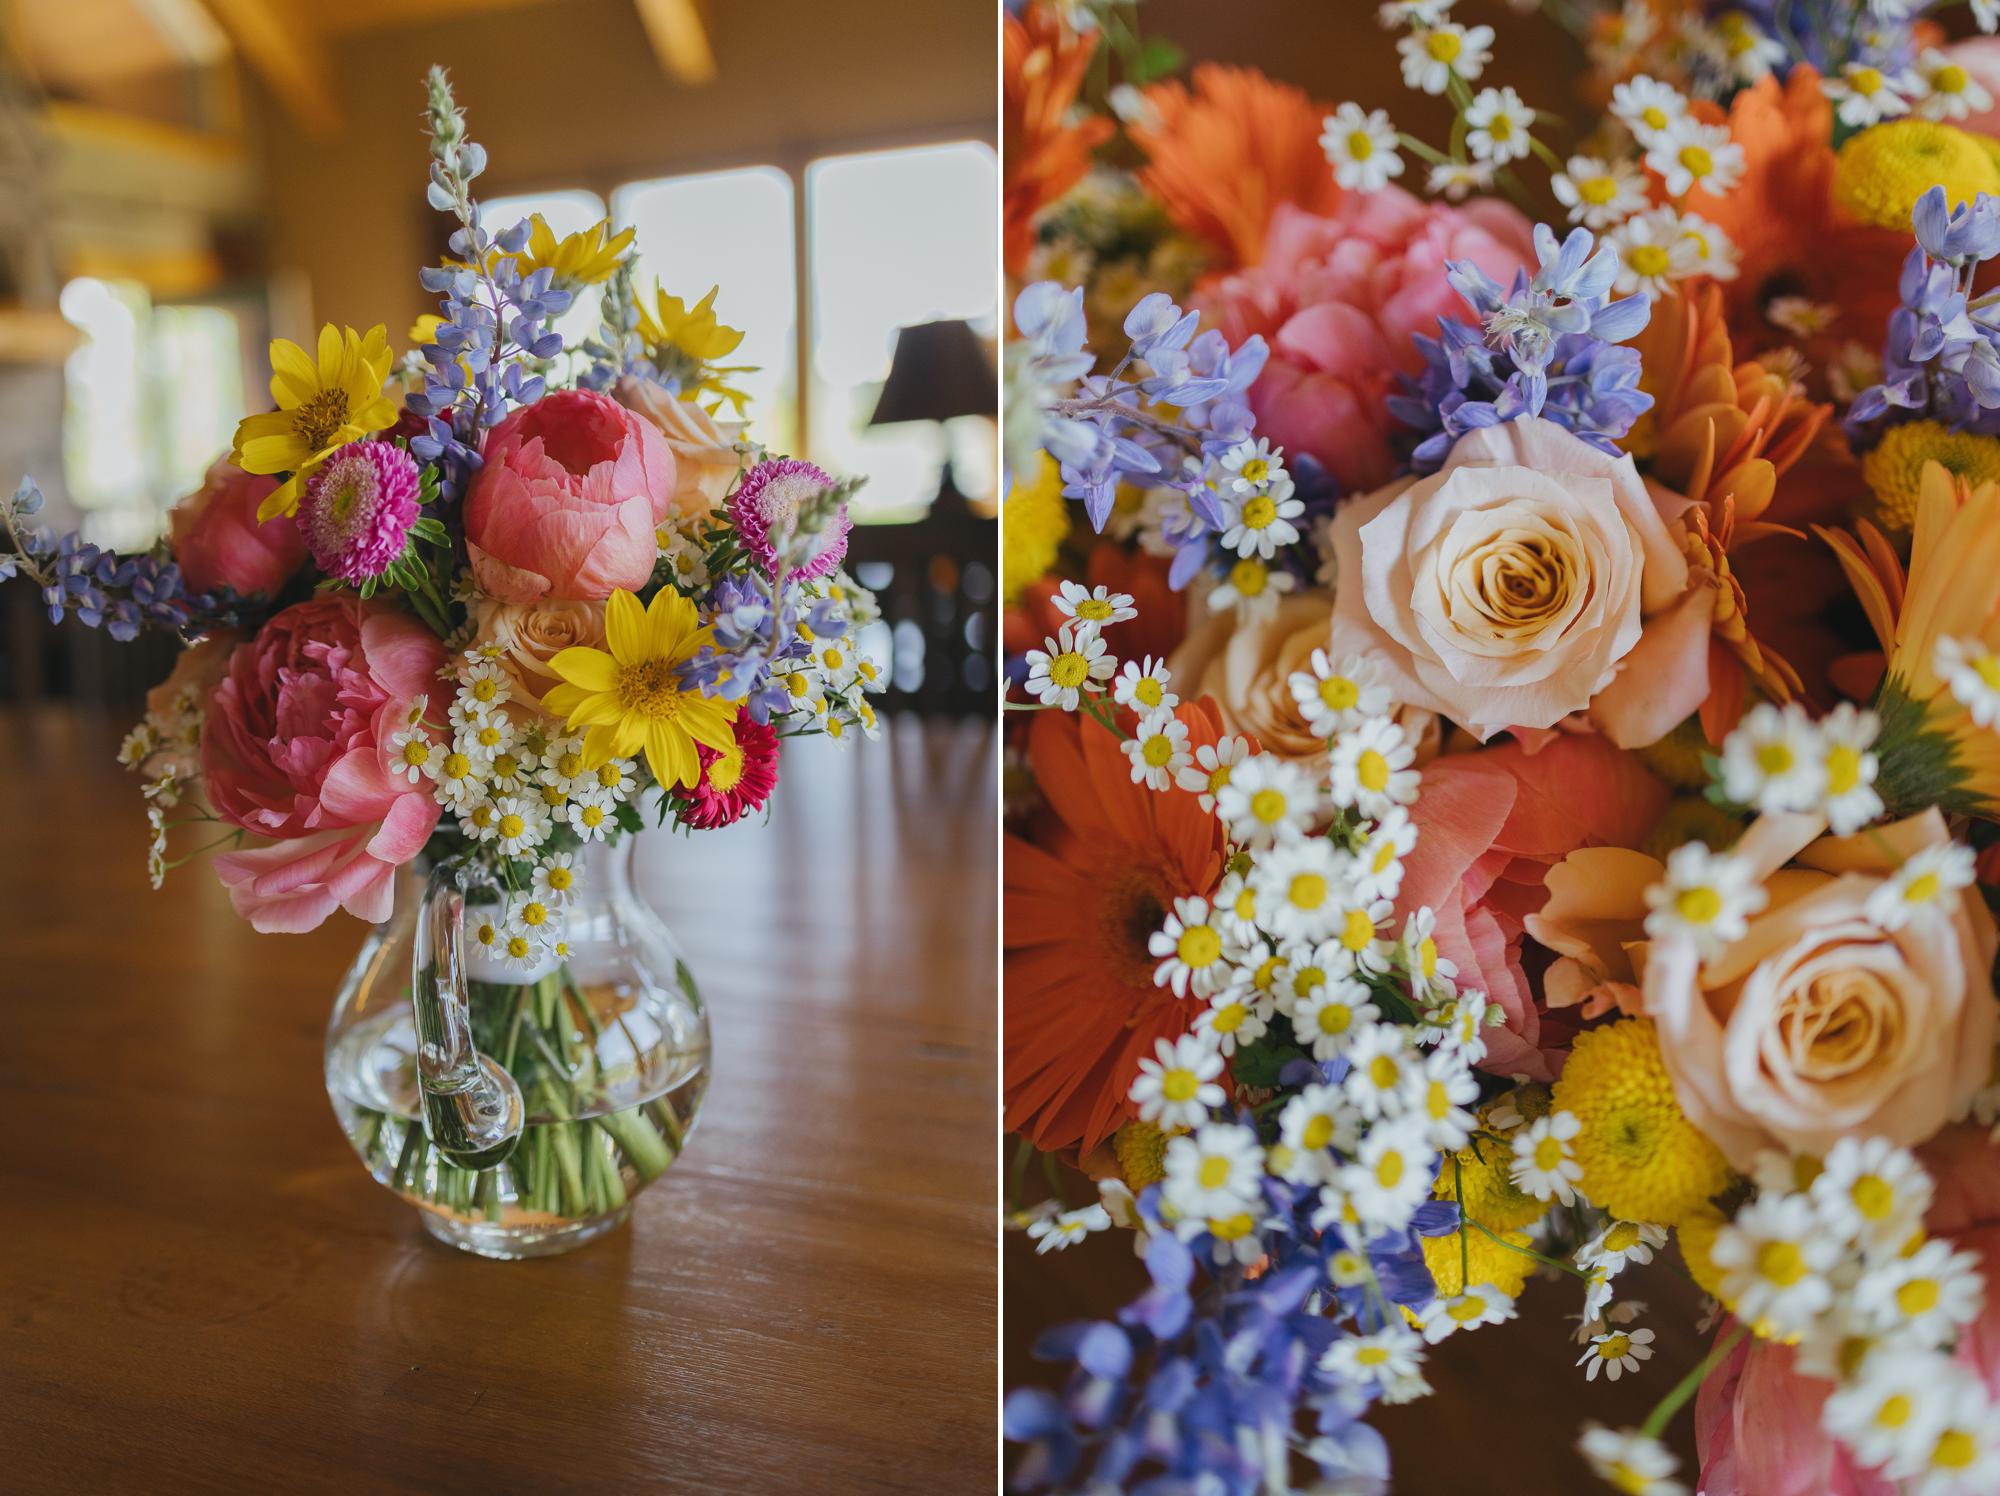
[
  {"left": 2, "top": 69, "right": 884, "bottom": 1258},
  {"left": 1003, "top": 3, "right": 2000, "bottom": 1490}
]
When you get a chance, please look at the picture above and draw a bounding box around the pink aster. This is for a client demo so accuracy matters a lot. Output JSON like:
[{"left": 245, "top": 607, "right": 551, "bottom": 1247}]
[
  {"left": 726, "top": 457, "right": 852, "bottom": 582},
  {"left": 295, "top": 440, "right": 422, "bottom": 585},
  {"left": 680, "top": 717, "right": 779, "bottom": 830}
]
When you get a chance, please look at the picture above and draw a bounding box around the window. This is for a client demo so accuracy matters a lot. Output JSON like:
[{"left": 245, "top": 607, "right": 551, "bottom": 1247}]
[{"left": 480, "top": 189, "right": 609, "bottom": 348}]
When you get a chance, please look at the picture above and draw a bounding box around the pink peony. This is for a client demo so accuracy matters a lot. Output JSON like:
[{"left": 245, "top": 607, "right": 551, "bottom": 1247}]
[
  {"left": 167, "top": 455, "right": 307, "bottom": 598},
  {"left": 1195, "top": 191, "right": 1535, "bottom": 492},
  {"left": 1392, "top": 731, "right": 1667, "bottom": 1080},
  {"left": 203, "top": 597, "right": 445, "bottom": 933},
  {"left": 727, "top": 457, "right": 852, "bottom": 582},
  {"left": 295, "top": 440, "right": 421, "bottom": 584},
  {"left": 463, "top": 389, "right": 676, "bottom": 603}
]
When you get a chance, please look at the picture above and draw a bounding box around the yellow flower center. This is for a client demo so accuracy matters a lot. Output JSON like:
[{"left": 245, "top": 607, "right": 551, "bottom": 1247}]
[
  {"left": 1241, "top": 495, "right": 1277, "bottom": 529},
  {"left": 1341, "top": 908, "right": 1376, "bottom": 952},
  {"left": 1934, "top": 1429, "right": 1976, "bottom": 1470},
  {"left": 1877, "top": 1393, "right": 1913, "bottom": 1430},
  {"left": 707, "top": 744, "right": 746, "bottom": 792},
  {"left": 1825, "top": 744, "right": 1862, "bottom": 796},
  {"left": 1198, "top": 1156, "right": 1231, "bottom": 1189},
  {"left": 1368, "top": 1054, "right": 1399, "bottom": 1090},
  {"left": 1642, "top": 105, "right": 1669, "bottom": 130},
  {"left": 1597, "top": 1334, "right": 1632, "bottom": 1359},
  {"left": 1756, "top": 1239, "right": 1807, "bottom": 1287},
  {"left": 1757, "top": 741, "right": 1795, "bottom": 774},
  {"left": 471, "top": 678, "right": 499, "bottom": 702},
  {"left": 1346, "top": 131, "right": 1374, "bottom": 161},
  {"left": 1935, "top": 64, "right": 1970, "bottom": 95},
  {"left": 1318, "top": 1001, "right": 1353, "bottom": 1036},
  {"left": 1851, "top": 66, "right": 1884, "bottom": 98},
  {"left": 1445, "top": 1294, "right": 1486, "bottom": 1322},
  {"left": 1356, "top": 748, "right": 1391, "bottom": 793},
  {"left": 1897, "top": 1278, "right": 1941, "bottom": 1316},
  {"left": 1675, "top": 885, "right": 1723, "bottom": 925},
  {"left": 1228, "top": 558, "right": 1268, "bottom": 596},
  {"left": 1678, "top": 143, "right": 1714, "bottom": 177},
  {"left": 1302, "top": 1115, "right": 1334, "bottom": 1150},
  {"left": 1851, "top": 1174, "right": 1895, "bottom": 1220},
  {"left": 1579, "top": 174, "right": 1619, "bottom": 205},
  {"left": 1210, "top": 1212, "right": 1255, "bottom": 1241},
  {"left": 401, "top": 740, "right": 430, "bottom": 766},
  {"left": 1319, "top": 676, "right": 1359, "bottom": 711},
  {"left": 1489, "top": 115, "right": 1515, "bottom": 142},
  {"left": 491, "top": 752, "right": 518, "bottom": 780},
  {"left": 618, "top": 658, "right": 689, "bottom": 722},
  {"left": 547, "top": 867, "right": 573, "bottom": 891},
  {"left": 1176, "top": 926, "right": 1222, "bottom": 968},
  {"left": 1375, "top": 1150, "right": 1405, "bottom": 1188},
  {"left": 1904, "top": 872, "right": 1941, "bottom": 904},
  {"left": 1212, "top": 1002, "right": 1246, "bottom": 1034},
  {"left": 1250, "top": 788, "right": 1287, "bottom": 824},
  {"left": 1289, "top": 873, "right": 1328, "bottom": 910},
  {"left": 1162, "top": 1069, "right": 1198, "bottom": 1103},
  {"left": 1143, "top": 735, "right": 1175, "bottom": 768},
  {"left": 1355, "top": 1344, "right": 1389, "bottom": 1366},
  {"left": 1605, "top": 1222, "right": 1642, "bottom": 1253},
  {"left": 1426, "top": 29, "right": 1462, "bottom": 63},
  {"left": 1534, "top": 1136, "right": 1565, "bottom": 1171},
  {"left": 1074, "top": 598, "right": 1114, "bottom": 621},
  {"left": 498, "top": 813, "right": 526, "bottom": 841},
  {"left": 1426, "top": 1081, "right": 1451, "bottom": 1120},
  {"left": 579, "top": 805, "right": 605, "bottom": 828},
  {"left": 1134, "top": 677, "right": 1164, "bottom": 708},
  {"left": 1208, "top": 764, "right": 1232, "bottom": 795},
  {"left": 293, "top": 387, "right": 352, "bottom": 452},
  {"left": 1628, "top": 243, "right": 1671, "bottom": 278},
  {"left": 1048, "top": 652, "right": 1090, "bottom": 689}
]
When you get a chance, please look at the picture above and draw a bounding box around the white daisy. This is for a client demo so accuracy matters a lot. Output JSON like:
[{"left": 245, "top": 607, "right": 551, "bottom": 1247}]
[
  {"left": 449, "top": 661, "right": 512, "bottom": 727},
  {"left": 1578, "top": 1324, "right": 1655, "bottom": 1382},
  {"left": 1352, "top": 805, "right": 1418, "bottom": 902},
  {"left": 1919, "top": 48, "right": 1997, "bottom": 121},
  {"left": 387, "top": 723, "right": 439, "bottom": 785},
  {"left": 1510, "top": 1109, "right": 1583, "bottom": 1206},
  {"left": 456, "top": 714, "right": 515, "bottom": 765},
  {"left": 1397, "top": 21, "right": 1493, "bottom": 94},
  {"left": 1124, "top": 707, "right": 1193, "bottom": 792},
  {"left": 1427, "top": 159, "right": 1496, "bottom": 201},
  {"left": 566, "top": 798, "right": 615, "bottom": 843},
  {"left": 506, "top": 894, "right": 561, "bottom": 942},
  {"left": 1330, "top": 891, "right": 1396, "bottom": 974},
  {"left": 1894, "top": 1367, "right": 2000, "bottom": 1495},
  {"left": 1712, "top": 11, "right": 1785, "bottom": 83},
  {"left": 1321, "top": 1324, "right": 1425, "bottom": 1392},
  {"left": 1935, "top": 634, "right": 2000, "bottom": 727},
  {"left": 1288, "top": 649, "right": 1391, "bottom": 739},
  {"left": 1853, "top": 1238, "right": 1985, "bottom": 1345},
  {"left": 1711, "top": 1192, "right": 1843, "bottom": 1332},
  {"left": 496, "top": 924, "right": 554, "bottom": 973},
  {"left": 1193, "top": 987, "right": 1274, "bottom": 1058},
  {"left": 1610, "top": 75, "right": 1688, "bottom": 142},
  {"left": 1413, "top": 1048, "right": 1480, "bottom": 1150},
  {"left": 457, "top": 799, "right": 501, "bottom": 843},
  {"left": 1321, "top": 102, "right": 1406, "bottom": 193},
  {"left": 1275, "top": 1081, "right": 1355, "bottom": 1185},
  {"left": 1207, "top": 555, "right": 1296, "bottom": 623},
  {"left": 1251, "top": 837, "right": 1349, "bottom": 942},
  {"left": 1176, "top": 732, "right": 1253, "bottom": 815},
  {"left": 1129, "top": 1032, "right": 1227, "bottom": 1130},
  {"left": 1328, "top": 716, "right": 1420, "bottom": 818},
  {"left": 1417, "top": 1285, "right": 1517, "bottom": 1344},
  {"left": 533, "top": 852, "right": 581, "bottom": 907},
  {"left": 1112, "top": 655, "right": 1179, "bottom": 714},
  {"left": 1208, "top": 870, "right": 1263, "bottom": 945},
  {"left": 1552, "top": 154, "right": 1647, "bottom": 230},
  {"left": 1720, "top": 700, "right": 1826, "bottom": 812},
  {"left": 1219, "top": 437, "right": 1288, "bottom": 497},
  {"left": 1344, "top": 1024, "right": 1420, "bottom": 1121},
  {"left": 1644, "top": 115, "right": 1743, "bottom": 197},
  {"left": 1291, "top": 975, "right": 1381, "bottom": 1062},
  {"left": 1826, "top": 61, "right": 1917, "bottom": 129},
  {"left": 1149, "top": 895, "right": 1231, "bottom": 998},
  {"left": 1577, "top": 1424, "right": 1685, "bottom": 1496},
  {"left": 1216, "top": 753, "right": 1319, "bottom": 848},
  {"left": 1817, "top": 701, "right": 1883, "bottom": 834},
  {"left": 1464, "top": 86, "right": 1535, "bottom": 165},
  {"left": 1820, "top": 1348, "right": 1958, "bottom": 1477},
  {"left": 1219, "top": 481, "right": 1305, "bottom": 561},
  {"left": 1866, "top": 842, "right": 1978, "bottom": 932},
  {"left": 1052, "top": 580, "right": 1137, "bottom": 634},
  {"left": 1400, "top": 906, "right": 1459, "bottom": 1002},
  {"left": 1024, "top": 623, "right": 1115, "bottom": 711},
  {"left": 491, "top": 795, "right": 552, "bottom": 857},
  {"left": 1643, "top": 842, "right": 1768, "bottom": 960},
  {"left": 1577, "top": 1220, "right": 1667, "bottom": 1275},
  {"left": 1340, "top": 1115, "right": 1436, "bottom": 1235},
  {"left": 432, "top": 746, "right": 486, "bottom": 809},
  {"left": 485, "top": 747, "right": 532, "bottom": 796},
  {"left": 1673, "top": 209, "right": 1739, "bottom": 282},
  {"left": 1026, "top": 1202, "right": 1112, "bottom": 1254},
  {"left": 1161, "top": 1120, "right": 1265, "bottom": 1220},
  {"left": 1275, "top": 938, "right": 1357, "bottom": 1016},
  {"left": 1608, "top": 208, "right": 1703, "bottom": 297},
  {"left": 1435, "top": 988, "right": 1497, "bottom": 1063}
]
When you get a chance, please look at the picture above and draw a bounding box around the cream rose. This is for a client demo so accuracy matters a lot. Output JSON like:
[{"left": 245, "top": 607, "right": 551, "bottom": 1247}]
[
  {"left": 469, "top": 597, "right": 608, "bottom": 720},
  {"left": 1328, "top": 417, "right": 1702, "bottom": 743},
  {"left": 1169, "top": 589, "right": 1437, "bottom": 772},
  {"left": 1640, "top": 810, "right": 1998, "bottom": 1169},
  {"left": 612, "top": 374, "right": 750, "bottom": 517}
]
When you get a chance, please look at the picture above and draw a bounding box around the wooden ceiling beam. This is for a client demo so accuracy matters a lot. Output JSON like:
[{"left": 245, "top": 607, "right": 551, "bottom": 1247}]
[{"left": 633, "top": 0, "right": 716, "bottom": 86}]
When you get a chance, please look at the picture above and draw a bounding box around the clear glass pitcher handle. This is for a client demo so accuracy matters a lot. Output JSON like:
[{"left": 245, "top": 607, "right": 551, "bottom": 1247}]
[{"left": 409, "top": 861, "right": 524, "bottom": 1170}]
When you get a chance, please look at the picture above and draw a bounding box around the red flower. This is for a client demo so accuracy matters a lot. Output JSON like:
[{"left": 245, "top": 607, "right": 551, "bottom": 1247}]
[{"left": 681, "top": 717, "right": 779, "bottom": 830}]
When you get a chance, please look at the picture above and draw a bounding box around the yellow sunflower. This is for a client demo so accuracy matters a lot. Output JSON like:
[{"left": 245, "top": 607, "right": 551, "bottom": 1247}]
[
  {"left": 233, "top": 324, "right": 398, "bottom": 521},
  {"left": 636, "top": 284, "right": 753, "bottom": 413},
  {"left": 542, "top": 588, "right": 738, "bottom": 789}
]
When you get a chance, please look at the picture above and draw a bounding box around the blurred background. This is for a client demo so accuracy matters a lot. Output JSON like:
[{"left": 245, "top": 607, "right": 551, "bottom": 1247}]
[{"left": 0, "top": 0, "right": 997, "bottom": 716}]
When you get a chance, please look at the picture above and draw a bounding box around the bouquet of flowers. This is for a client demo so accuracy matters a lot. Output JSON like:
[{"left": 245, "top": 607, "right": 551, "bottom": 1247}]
[
  {"left": 2, "top": 68, "right": 884, "bottom": 1247},
  {"left": 1003, "top": 3, "right": 2000, "bottom": 1491}
]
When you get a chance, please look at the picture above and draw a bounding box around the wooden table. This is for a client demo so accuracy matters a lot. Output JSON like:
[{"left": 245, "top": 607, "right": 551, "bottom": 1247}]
[{"left": 0, "top": 706, "right": 997, "bottom": 1494}]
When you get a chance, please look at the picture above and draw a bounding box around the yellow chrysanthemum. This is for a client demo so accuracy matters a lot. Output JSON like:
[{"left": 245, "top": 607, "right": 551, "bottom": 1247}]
[
  {"left": 232, "top": 323, "right": 397, "bottom": 520},
  {"left": 1554, "top": 1018, "right": 1736, "bottom": 1225},
  {"left": 1003, "top": 453, "right": 1072, "bottom": 603},
  {"left": 1675, "top": 1203, "right": 1731, "bottom": 1304},
  {"left": 1114, "top": 1119, "right": 1173, "bottom": 1189},
  {"left": 1438, "top": 1139, "right": 1551, "bottom": 1233},
  {"left": 1643, "top": 797, "right": 1744, "bottom": 861},
  {"left": 1833, "top": 120, "right": 2000, "bottom": 232},
  {"left": 637, "top": 284, "right": 752, "bottom": 413},
  {"left": 542, "top": 588, "right": 738, "bottom": 789},
  {"left": 1421, "top": 1224, "right": 1534, "bottom": 1299},
  {"left": 1861, "top": 420, "right": 2000, "bottom": 533}
]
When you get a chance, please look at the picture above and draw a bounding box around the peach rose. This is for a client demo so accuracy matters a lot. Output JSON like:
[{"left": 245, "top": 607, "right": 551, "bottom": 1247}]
[
  {"left": 1328, "top": 417, "right": 1705, "bottom": 745},
  {"left": 1169, "top": 589, "right": 1437, "bottom": 773},
  {"left": 468, "top": 596, "right": 607, "bottom": 720},
  {"left": 612, "top": 375, "right": 750, "bottom": 517},
  {"left": 1635, "top": 810, "right": 1998, "bottom": 1169}
]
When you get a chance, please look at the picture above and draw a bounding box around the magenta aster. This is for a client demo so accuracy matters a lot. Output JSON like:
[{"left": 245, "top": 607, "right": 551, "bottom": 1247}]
[
  {"left": 726, "top": 457, "right": 852, "bottom": 582},
  {"left": 295, "top": 440, "right": 422, "bottom": 584},
  {"left": 680, "top": 717, "right": 779, "bottom": 829}
]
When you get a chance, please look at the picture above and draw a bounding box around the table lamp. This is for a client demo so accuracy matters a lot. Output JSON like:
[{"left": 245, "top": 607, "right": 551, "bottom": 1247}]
[{"left": 867, "top": 319, "right": 995, "bottom": 513}]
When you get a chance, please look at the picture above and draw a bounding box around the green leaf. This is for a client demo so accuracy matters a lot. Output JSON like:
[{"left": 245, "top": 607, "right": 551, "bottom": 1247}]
[
  {"left": 410, "top": 516, "right": 451, "bottom": 546},
  {"left": 613, "top": 802, "right": 646, "bottom": 835},
  {"left": 1229, "top": 1033, "right": 1307, "bottom": 1091},
  {"left": 1126, "top": 36, "right": 1183, "bottom": 84}
]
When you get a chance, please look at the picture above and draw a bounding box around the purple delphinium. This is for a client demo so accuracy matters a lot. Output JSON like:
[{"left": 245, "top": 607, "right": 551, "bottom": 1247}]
[{"left": 294, "top": 441, "right": 422, "bottom": 585}]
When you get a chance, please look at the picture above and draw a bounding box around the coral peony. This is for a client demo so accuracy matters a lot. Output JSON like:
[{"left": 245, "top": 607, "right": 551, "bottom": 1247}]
[
  {"left": 166, "top": 456, "right": 306, "bottom": 598},
  {"left": 294, "top": 440, "right": 421, "bottom": 584},
  {"left": 1196, "top": 191, "right": 1534, "bottom": 492},
  {"left": 463, "top": 389, "right": 675, "bottom": 604},
  {"left": 682, "top": 716, "right": 779, "bottom": 829},
  {"left": 727, "top": 457, "right": 852, "bottom": 583},
  {"left": 202, "top": 597, "right": 445, "bottom": 933},
  {"left": 611, "top": 374, "right": 750, "bottom": 517}
]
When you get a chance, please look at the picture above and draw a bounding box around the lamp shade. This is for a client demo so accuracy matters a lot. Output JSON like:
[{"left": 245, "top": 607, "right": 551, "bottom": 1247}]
[{"left": 867, "top": 319, "right": 995, "bottom": 426}]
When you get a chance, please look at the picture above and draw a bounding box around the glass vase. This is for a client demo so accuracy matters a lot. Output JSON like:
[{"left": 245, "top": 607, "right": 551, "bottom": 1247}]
[{"left": 323, "top": 833, "right": 710, "bottom": 1258}]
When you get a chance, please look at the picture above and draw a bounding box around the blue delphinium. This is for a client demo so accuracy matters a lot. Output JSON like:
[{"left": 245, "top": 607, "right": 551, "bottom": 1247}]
[{"left": 1390, "top": 224, "right": 1653, "bottom": 473}]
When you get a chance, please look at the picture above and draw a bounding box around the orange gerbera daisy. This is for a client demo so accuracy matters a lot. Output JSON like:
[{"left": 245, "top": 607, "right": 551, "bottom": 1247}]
[
  {"left": 1004, "top": 700, "right": 1233, "bottom": 1154},
  {"left": 1003, "top": 5, "right": 1114, "bottom": 277},
  {"left": 1681, "top": 66, "right": 1907, "bottom": 388},
  {"left": 1128, "top": 64, "right": 1343, "bottom": 273}
]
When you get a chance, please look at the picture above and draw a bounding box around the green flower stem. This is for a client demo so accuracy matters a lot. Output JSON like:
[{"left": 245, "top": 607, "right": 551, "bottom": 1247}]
[
  {"left": 1467, "top": 1218, "right": 1593, "bottom": 1281},
  {"left": 1641, "top": 1324, "right": 1747, "bottom": 1440}
]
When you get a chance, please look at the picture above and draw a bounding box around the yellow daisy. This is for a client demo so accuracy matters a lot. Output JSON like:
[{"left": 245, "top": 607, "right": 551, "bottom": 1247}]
[
  {"left": 233, "top": 323, "right": 398, "bottom": 521},
  {"left": 509, "top": 214, "right": 635, "bottom": 288},
  {"left": 541, "top": 588, "right": 738, "bottom": 789},
  {"left": 637, "top": 284, "right": 753, "bottom": 413}
]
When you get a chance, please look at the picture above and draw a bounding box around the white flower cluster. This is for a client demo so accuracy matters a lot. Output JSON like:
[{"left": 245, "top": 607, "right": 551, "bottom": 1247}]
[
  {"left": 119, "top": 676, "right": 211, "bottom": 886},
  {"left": 1719, "top": 700, "right": 1884, "bottom": 833},
  {"left": 1709, "top": 1138, "right": 2000, "bottom": 1493},
  {"left": 770, "top": 605, "right": 888, "bottom": 747}
]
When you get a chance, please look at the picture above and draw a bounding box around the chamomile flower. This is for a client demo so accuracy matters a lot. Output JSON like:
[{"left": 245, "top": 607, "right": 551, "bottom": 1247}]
[
  {"left": 1579, "top": 1324, "right": 1655, "bottom": 1382},
  {"left": 1219, "top": 481, "right": 1305, "bottom": 561},
  {"left": 449, "top": 661, "right": 512, "bottom": 726},
  {"left": 1207, "top": 555, "right": 1296, "bottom": 623},
  {"left": 533, "top": 852, "right": 581, "bottom": 906},
  {"left": 1674, "top": 211, "right": 1739, "bottom": 281},
  {"left": 1426, "top": 159, "right": 1496, "bottom": 201},
  {"left": 1328, "top": 716, "right": 1420, "bottom": 818},
  {"left": 1644, "top": 116, "right": 1742, "bottom": 197},
  {"left": 1511, "top": 1110, "right": 1584, "bottom": 1206},
  {"left": 485, "top": 748, "right": 530, "bottom": 795},
  {"left": 567, "top": 798, "right": 614, "bottom": 842},
  {"left": 1124, "top": 708, "right": 1193, "bottom": 792},
  {"left": 1194, "top": 987, "right": 1274, "bottom": 1057},
  {"left": 1215, "top": 753, "right": 1318, "bottom": 848},
  {"left": 1720, "top": 701, "right": 1825, "bottom": 812},
  {"left": 506, "top": 895, "right": 560, "bottom": 939},
  {"left": 1218, "top": 437, "right": 1288, "bottom": 497},
  {"left": 1291, "top": 976, "right": 1380, "bottom": 1062},
  {"left": 1161, "top": 1120, "right": 1265, "bottom": 1219},
  {"left": 1026, "top": 1203, "right": 1112, "bottom": 1254},
  {"left": 469, "top": 910, "right": 505, "bottom": 957},
  {"left": 1436, "top": 988, "right": 1497, "bottom": 1063},
  {"left": 1577, "top": 1424, "right": 1685, "bottom": 1496},
  {"left": 1643, "top": 842, "right": 1768, "bottom": 960},
  {"left": 457, "top": 714, "right": 515, "bottom": 765},
  {"left": 497, "top": 925, "right": 553, "bottom": 972},
  {"left": 1025, "top": 623, "right": 1115, "bottom": 710},
  {"left": 1894, "top": 1368, "right": 2000, "bottom": 1495},
  {"left": 1344, "top": 1025, "right": 1419, "bottom": 1121},
  {"left": 1112, "top": 655, "right": 1179, "bottom": 714},
  {"left": 1377, "top": 0, "right": 1453, "bottom": 27},
  {"left": 1464, "top": 86, "right": 1535, "bottom": 165},
  {"left": 1711, "top": 1192, "right": 1843, "bottom": 1332},
  {"left": 1826, "top": 62, "right": 1916, "bottom": 129},
  {"left": 1854, "top": 1238, "right": 1985, "bottom": 1344},
  {"left": 1053, "top": 580, "right": 1137, "bottom": 634},
  {"left": 1321, "top": 103, "right": 1406, "bottom": 192},
  {"left": 1820, "top": 1349, "right": 1957, "bottom": 1477},
  {"left": 1713, "top": 10, "right": 1785, "bottom": 82},
  {"left": 1417, "top": 1284, "right": 1517, "bottom": 1344},
  {"left": 1607, "top": 208, "right": 1703, "bottom": 296},
  {"left": 1331, "top": 892, "right": 1396, "bottom": 973},
  {"left": 1577, "top": 1220, "right": 1667, "bottom": 1275},
  {"left": 1149, "top": 895, "right": 1230, "bottom": 998},
  {"left": 1129, "top": 1032, "right": 1227, "bottom": 1130},
  {"left": 1342, "top": 1115, "right": 1436, "bottom": 1234},
  {"left": 1817, "top": 702, "right": 1883, "bottom": 834},
  {"left": 1934, "top": 635, "right": 2000, "bottom": 727},
  {"left": 1251, "top": 837, "right": 1348, "bottom": 942},
  {"left": 387, "top": 722, "right": 439, "bottom": 785},
  {"left": 1275, "top": 1081, "right": 1355, "bottom": 1184},
  {"left": 1353, "top": 805, "right": 1418, "bottom": 901},
  {"left": 1400, "top": 906, "right": 1458, "bottom": 1001},
  {"left": 458, "top": 799, "right": 501, "bottom": 842},
  {"left": 588, "top": 755, "right": 638, "bottom": 804},
  {"left": 1867, "top": 842, "right": 1978, "bottom": 931},
  {"left": 491, "top": 795, "right": 552, "bottom": 857},
  {"left": 1398, "top": 20, "right": 1493, "bottom": 95},
  {"left": 1321, "top": 1325, "right": 1425, "bottom": 1392},
  {"left": 1413, "top": 1048, "right": 1480, "bottom": 1150},
  {"left": 1918, "top": 48, "right": 1996, "bottom": 121},
  {"left": 432, "top": 748, "right": 485, "bottom": 809},
  {"left": 1176, "top": 732, "right": 1252, "bottom": 815},
  {"left": 1552, "top": 154, "right": 1647, "bottom": 229},
  {"left": 1610, "top": 75, "right": 1687, "bottom": 142},
  {"left": 1207, "top": 871, "right": 1261, "bottom": 947},
  {"left": 537, "top": 735, "right": 591, "bottom": 795},
  {"left": 1288, "top": 649, "right": 1390, "bottom": 739}
]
